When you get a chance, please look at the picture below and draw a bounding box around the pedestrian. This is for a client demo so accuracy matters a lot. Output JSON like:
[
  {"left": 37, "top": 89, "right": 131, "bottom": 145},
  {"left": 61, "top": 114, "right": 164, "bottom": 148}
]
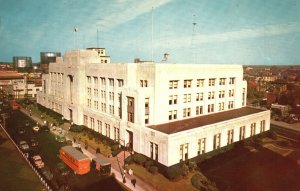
[
  {"left": 131, "top": 178, "right": 136, "bottom": 187},
  {"left": 128, "top": 168, "right": 133, "bottom": 175}
]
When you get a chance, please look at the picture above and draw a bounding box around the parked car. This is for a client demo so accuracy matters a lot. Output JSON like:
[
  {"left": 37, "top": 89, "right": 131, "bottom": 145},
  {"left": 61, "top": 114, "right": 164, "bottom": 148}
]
[
  {"left": 30, "top": 137, "right": 38, "bottom": 147},
  {"left": 41, "top": 125, "right": 50, "bottom": 132},
  {"left": 32, "top": 155, "right": 45, "bottom": 169},
  {"left": 18, "top": 128, "right": 25, "bottom": 134},
  {"left": 55, "top": 134, "right": 66, "bottom": 143},
  {"left": 32, "top": 126, "right": 39, "bottom": 132},
  {"left": 41, "top": 166, "right": 53, "bottom": 180},
  {"left": 19, "top": 141, "right": 29, "bottom": 151},
  {"left": 25, "top": 120, "right": 30, "bottom": 127}
]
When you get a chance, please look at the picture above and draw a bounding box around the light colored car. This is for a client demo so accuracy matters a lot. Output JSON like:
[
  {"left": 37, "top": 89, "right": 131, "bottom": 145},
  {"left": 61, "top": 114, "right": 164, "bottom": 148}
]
[
  {"left": 32, "top": 126, "right": 39, "bottom": 132},
  {"left": 32, "top": 155, "right": 45, "bottom": 169},
  {"left": 19, "top": 141, "right": 29, "bottom": 150}
]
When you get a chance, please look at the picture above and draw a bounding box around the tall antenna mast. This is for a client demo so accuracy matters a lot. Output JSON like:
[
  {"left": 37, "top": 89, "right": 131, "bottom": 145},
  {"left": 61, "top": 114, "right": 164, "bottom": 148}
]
[{"left": 191, "top": 15, "right": 197, "bottom": 63}]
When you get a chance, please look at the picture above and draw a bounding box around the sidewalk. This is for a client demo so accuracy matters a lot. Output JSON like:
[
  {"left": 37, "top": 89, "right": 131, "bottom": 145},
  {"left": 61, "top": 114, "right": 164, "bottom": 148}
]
[
  {"left": 20, "top": 107, "right": 157, "bottom": 191},
  {"left": 271, "top": 119, "right": 300, "bottom": 133}
]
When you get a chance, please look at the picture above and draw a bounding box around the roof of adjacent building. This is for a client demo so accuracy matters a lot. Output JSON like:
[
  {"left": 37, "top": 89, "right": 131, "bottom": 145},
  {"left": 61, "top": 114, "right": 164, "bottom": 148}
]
[
  {"left": 60, "top": 146, "right": 89, "bottom": 161},
  {"left": 0, "top": 71, "right": 23, "bottom": 80},
  {"left": 148, "top": 107, "right": 267, "bottom": 134}
]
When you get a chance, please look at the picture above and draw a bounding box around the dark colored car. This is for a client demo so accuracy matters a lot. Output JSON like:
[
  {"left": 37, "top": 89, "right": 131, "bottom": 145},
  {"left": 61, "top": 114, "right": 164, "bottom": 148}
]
[{"left": 30, "top": 137, "right": 38, "bottom": 147}]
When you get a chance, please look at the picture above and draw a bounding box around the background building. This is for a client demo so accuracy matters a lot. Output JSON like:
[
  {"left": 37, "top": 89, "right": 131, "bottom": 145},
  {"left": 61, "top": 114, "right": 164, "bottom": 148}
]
[
  {"left": 37, "top": 50, "right": 270, "bottom": 167},
  {"left": 86, "top": 48, "right": 111, "bottom": 64},
  {"left": 40, "top": 52, "right": 61, "bottom": 73},
  {"left": 13, "top": 56, "right": 32, "bottom": 72}
]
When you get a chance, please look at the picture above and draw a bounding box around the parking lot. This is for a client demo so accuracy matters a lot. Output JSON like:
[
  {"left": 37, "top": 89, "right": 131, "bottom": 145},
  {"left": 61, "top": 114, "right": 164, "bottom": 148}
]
[{"left": 5, "top": 110, "right": 127, "bottom": 191}]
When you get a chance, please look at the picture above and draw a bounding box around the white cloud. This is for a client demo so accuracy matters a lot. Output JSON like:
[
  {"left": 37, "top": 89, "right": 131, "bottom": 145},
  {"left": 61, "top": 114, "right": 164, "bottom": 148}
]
[
  {"left": 96, "top": 0, "right": 173, "bottom": 31},
  {"left": 159, "top": 23, "right": 300, "bottom": 49}
]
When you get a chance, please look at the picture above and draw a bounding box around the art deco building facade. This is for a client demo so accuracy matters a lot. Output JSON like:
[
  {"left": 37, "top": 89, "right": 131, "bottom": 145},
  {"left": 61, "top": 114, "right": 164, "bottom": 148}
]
[{"left": 37, "top": 50, "right": 270, "bottom": 167}]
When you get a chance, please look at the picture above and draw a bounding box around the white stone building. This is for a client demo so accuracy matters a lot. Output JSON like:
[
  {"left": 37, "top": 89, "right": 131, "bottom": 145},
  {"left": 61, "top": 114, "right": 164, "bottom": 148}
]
[{"left": 37, "top": 50, "right": 270, "bottom": 167}]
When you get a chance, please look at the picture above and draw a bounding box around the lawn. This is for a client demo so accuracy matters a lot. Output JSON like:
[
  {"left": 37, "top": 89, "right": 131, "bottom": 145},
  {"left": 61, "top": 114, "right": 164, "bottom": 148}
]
[
  {"left": 128, "top": 163, "right": 198, "bottom": 191},
  {"left": 0, "top": 129, "right": 45, "bottom": 191},
  {"left": 199, "top": 145, "right": 300, "bottom": 191}
]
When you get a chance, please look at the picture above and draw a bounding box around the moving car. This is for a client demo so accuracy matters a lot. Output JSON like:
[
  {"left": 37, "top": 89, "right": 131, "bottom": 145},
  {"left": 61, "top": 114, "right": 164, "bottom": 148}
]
[{"left": 32, "top": 155, "right": 45, "bottom": 169}]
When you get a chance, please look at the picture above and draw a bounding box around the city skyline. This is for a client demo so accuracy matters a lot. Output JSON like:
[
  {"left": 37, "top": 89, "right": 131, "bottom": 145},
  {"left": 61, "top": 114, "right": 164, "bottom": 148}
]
[{"left": 0, "top": 0, "right": 300, "bottom": 65}]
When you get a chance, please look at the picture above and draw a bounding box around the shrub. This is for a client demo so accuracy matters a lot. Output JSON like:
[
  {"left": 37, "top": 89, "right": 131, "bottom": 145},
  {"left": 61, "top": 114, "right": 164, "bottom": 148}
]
[
  {"left": 191, "top": 172, "right": 218, "bottom": 191},
  {"left": 125, "top": 155, "right": 134, "bottom": 164},
  {"left": 166, "top": 165, "right": 183, "bottom": 181},
  {"left": 111, "top": 148, "right": 122, "bottom": 157},
  {"left": 144, "top": 160, "right": 154, "bottom": 170},
  {"left": 133, "top": 154, "right": 147, "bottom": 165},
  {"left": 111, "top": 144, "right": 120, "bottom": 151},
  {"left": 188, "top": 161, "right": 197, "bottom": 172},
  {"left": 69, "top": 125, "right": 84, "bottom": 132},
  {"left": 149, "top": 166, "right": 158, "bottom": 174},
  {"left": 181, "top": 163, "right": 189, "bottom": 178}
]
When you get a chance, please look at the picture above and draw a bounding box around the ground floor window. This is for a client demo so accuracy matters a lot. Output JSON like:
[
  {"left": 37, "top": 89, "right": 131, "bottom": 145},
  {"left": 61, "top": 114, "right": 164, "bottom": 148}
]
[
  {"left": 197, "top": 138, "right": 206, "bottom": 155},
  {"left": 260, "top": 120, "right": 266, "bottom": 133},
  {"left": 97, "top": 120, "right": 102, "bottom": 134},
  {"left": 179, "top": 143, "right": 189, "bottom": 161},
  {"left": 114, "top": 127, "right": 120, "bottom": 141},
  {"left": 227, "top": 129, "right": 234, "bottom": 145},
  {"left": 250, "top": 123, "right": 256, "bottom": 136},
  {"left": 150, "top": 142, "right": 158, "bottom": 161},
  {"left": 213, "top": 133, "right": 221, "bottom": 150},
  {"left": 83, "top": 115, "right": 88, "bottom": 126},
  {"left": 105, "top": 123, "right": 110, "bottom": 138},
  {"left": 239, "top": 126, "right": 245, "bottom": 140}
]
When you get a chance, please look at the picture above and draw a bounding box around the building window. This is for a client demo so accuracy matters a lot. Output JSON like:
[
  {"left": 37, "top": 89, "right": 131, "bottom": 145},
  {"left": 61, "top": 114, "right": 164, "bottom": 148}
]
[
  {"left": 229, "top": 77, "right": 235, "bottom": 85},
  {"left": 242, "top": 88, "right": 246, "bottom": 106},
  {"left": 101, "top": 103, "right": 106, "bottom": 112},
  {"left": 169, "top": 110, "right": 177, "bottom": 120},
  {"left": 197, "top": 79, "right": 204, "bottom": 87},
  {"left": 208, "top": 104, "right": 214, "bottom": 113},
  {"left": 100, "top": 77, "right": 106, "bottom": 88},
  {"left": 219, "top": 78, "right": 226, "bottom": 85},
  {"left": 94, "top": 101, "right": 99, "bottom": 110},
  {"left": 169, "top": 95, "right": 178, "bottom": 105},
  {"left": 260, "top": 120, "right": 266, "bottom": 133},
  {"left": 117, "top": 79, "right": 124, "bottom": 87},
  {"left": 145, "top": 114, "right": 149, "bottom": 124},
  {"left": 229, "top": 89, "right": 234, "bottom": 97},
  {"left": 251, "top": 123, "right": 256, "bottom": 136},
  {"left": 197, "top": 138, "right": 206, "bottom": 155},
  {"left": 140, "top": 80, "right": 148, "bottom": 87},
  {"left": 196, "top": 106, "right": 203, "bottom": 115},
  {"left": 183, "top": 80, "right": 192, "bottom": 88},
  {"left": 196, "top": 93, "right": 203, "bottom": 101},
  {"left": 169, "top": 80, "right": 178, "bottom": 89},
  {"left": 109, "top": 92, "right": 114, "bottom": 101},
  {"left": 218, "top": 102, "right": 225, "bottom": 111},
  {"left": 114, "top": 127, "right": 120, "bottom": 141},
  {"left": 87, "top": 87, "right": 91, "bottom": 96},
  {"left": 90, "top": 117, "right": 94, "bottom": 130},
  {"left": 228, "top": 101, "right": 234, "bottom": 109},
  {"left": 127, "top": 97, "right": 134, "bottom": 123},
  {"left": 150, "top": 142, "right": 158, "bottom": 161},
  {"left": 109, "top": 78, "right": 114, "bottom": 87},
  {"left": 97, "top": 120, "right": 102, "bottom": 134},
  {"left": 213, "top": 133, "right": 221, "bottom": 150},
  {"left": 83, "top": 115, "right": 88, "bottom": 126},
  {"left": 183, "top": 94, "right": 191, "bottom": 103},
  {"left": 209, "top": 78, "right": 216, "bottom": 86},
  {"left": 94, "top": 89, "right": 98, "bottom": 97},
  {"left": 94, "top": 77, "right": 98, "bottom": 86},
  {"left": 87, "top": 76, "right": 91, "bottom": 83},
  {"left": 208, "top": 92, "right": 215, "bottom": 100},
  {"left": 105, "top": 123, "right": 110, "bottom": 138},
  {"left": 87, "top": 99, "right": 91, "bottom": 108},
  {"left": 109, "top": 105, "right": 114, "bottom": 114},
  {"left": 219, "top": 90, "right": 225, "bottom": 98},
  {"left": 183, "top": 108, "right": 191, "bottom": 118},
  {"left": 179, "top": 143, "right": 189, "bottom": 161},
  {"left": 227, "top": 129, "right": 234, "bottom": 145},
  {"left": 239, "top": 126, "right": 245, "bottom": 140}
]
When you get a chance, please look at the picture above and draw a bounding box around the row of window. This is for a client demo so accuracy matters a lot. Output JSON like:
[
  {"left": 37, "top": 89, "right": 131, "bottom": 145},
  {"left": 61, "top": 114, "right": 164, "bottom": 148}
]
[
  {"left": 168, "top": 102, "right": 235, "bottom": 120},
  {"left": 86, "top": 76, "right": 124, "bottom": 88},
  {"left": 179, "top": 120, "right": 266, "bottom": 161},
  {"left": 83, "top": 115, "right": 120, "bottom": 141},
  {"left": 169, "top": 90, "right": 235, "bottom": 105},
  {"left": 169, "top": 77, "right": 235, "bottom": 89}
]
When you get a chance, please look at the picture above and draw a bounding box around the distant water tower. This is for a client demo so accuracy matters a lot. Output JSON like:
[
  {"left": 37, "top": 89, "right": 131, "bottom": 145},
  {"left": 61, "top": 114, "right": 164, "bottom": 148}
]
[{"left": 40, "top": 52, "right": 61, "bottom": 73}]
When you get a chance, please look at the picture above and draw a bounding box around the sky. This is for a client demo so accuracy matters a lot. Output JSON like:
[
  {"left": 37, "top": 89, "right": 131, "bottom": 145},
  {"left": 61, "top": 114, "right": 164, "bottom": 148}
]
[{"left": 0, "top": 0, "right": 300, "bottom": 65}]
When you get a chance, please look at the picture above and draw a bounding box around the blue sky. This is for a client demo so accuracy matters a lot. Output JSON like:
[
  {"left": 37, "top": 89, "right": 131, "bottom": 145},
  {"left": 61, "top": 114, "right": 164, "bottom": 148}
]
[{"left": 0, "top": 0, "right": 300, "bottom": 65}]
